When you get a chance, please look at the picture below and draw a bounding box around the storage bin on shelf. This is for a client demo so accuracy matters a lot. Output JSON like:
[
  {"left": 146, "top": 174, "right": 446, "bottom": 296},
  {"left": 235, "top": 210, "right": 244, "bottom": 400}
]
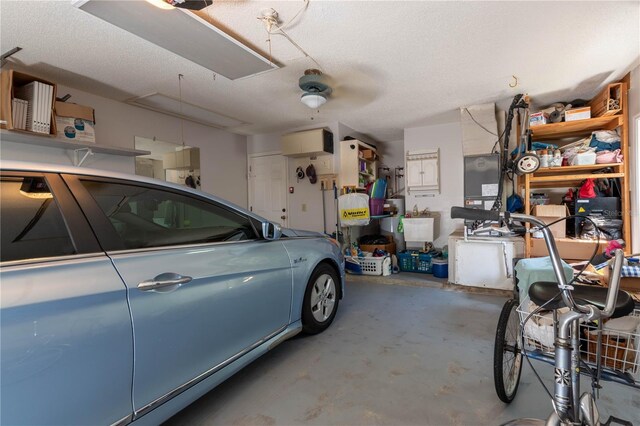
[{"left": 397, "top": 250, "right": 433, "bottom": 273}]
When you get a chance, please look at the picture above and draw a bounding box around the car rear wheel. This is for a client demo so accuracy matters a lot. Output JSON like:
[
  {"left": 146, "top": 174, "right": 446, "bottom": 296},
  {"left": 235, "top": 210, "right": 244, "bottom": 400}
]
[{"left": 302, "top": 264, "right": 340, "bottom": 334}]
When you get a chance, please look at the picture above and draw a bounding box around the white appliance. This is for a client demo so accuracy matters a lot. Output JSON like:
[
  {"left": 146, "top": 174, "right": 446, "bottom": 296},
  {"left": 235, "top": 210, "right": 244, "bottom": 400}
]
[{"left": 448, "top": 231, "right": 525, "bottom": 290}]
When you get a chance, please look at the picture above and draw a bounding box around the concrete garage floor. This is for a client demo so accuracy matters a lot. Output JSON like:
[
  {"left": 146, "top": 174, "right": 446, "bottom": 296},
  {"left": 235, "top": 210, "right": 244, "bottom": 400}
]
[{"left": 166, "top": 279, "right": 640, "bottom": 425}]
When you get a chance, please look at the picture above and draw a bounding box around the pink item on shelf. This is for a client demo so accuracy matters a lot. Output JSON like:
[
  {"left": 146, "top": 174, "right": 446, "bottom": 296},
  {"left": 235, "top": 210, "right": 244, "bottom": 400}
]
[{"left": 596, "top": 149, "right": 623, "bottom": 164}]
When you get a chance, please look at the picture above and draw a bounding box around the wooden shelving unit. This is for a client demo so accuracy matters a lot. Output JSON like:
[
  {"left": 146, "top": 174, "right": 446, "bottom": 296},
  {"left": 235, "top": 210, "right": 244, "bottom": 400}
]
[
  {"left": 530, "top": 115, "right": 623, "bottom": 140},
  {"left": 520, "top": 79, "right": 631, "bottom": 258},
  {"left": 339, "top": 139, "right": 379, "bottom": 191}
]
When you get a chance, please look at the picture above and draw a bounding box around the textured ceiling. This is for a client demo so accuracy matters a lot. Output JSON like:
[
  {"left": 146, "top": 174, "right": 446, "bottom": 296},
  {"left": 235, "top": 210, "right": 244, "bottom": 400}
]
[{"left": 1, "top": 1, "right": 639, "bottom": 141}]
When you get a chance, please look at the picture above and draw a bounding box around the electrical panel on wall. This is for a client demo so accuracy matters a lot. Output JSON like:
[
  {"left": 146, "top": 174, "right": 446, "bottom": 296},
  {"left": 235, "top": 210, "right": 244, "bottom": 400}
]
[{"left": 405, "top": 149, "right": 439, "bottom": 194}]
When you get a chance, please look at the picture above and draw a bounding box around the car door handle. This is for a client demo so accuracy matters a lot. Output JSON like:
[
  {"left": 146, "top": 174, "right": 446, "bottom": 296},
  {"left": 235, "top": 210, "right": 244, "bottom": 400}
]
[{"left": 138, "top": 273, "right": 192, "bottom": 291}]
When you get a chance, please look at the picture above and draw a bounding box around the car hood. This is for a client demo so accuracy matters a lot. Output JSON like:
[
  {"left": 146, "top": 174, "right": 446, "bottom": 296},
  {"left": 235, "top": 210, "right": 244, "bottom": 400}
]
[{"left": 281, "top": 228, "right": 326, "bottom": 238}]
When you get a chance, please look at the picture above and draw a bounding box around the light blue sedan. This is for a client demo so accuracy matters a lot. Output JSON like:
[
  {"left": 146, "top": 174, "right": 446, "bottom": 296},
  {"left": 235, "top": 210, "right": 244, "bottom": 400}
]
[{"left": 0, "top": 161, "right": 345, "bottom": 425}]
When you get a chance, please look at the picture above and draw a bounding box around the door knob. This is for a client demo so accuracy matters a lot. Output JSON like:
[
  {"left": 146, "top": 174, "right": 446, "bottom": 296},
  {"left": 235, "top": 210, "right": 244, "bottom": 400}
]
[{"left": 281, "top": 215, "right": 287, "bottom": 220}]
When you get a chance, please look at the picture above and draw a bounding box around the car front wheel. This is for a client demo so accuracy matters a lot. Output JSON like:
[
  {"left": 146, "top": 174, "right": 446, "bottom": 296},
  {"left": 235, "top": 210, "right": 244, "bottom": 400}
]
[{"left": 302, "top": 264, "right": 340, "bottom": 334}]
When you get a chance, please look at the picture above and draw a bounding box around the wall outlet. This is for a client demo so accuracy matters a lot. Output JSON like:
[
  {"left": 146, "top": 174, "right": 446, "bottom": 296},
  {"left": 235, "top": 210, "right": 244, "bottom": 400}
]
[{"left": 301, "top": 203, "right": 307, "bottom": 212}]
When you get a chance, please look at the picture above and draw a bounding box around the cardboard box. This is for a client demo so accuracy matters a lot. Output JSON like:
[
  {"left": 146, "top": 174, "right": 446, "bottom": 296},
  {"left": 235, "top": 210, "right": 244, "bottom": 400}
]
[
  {"left": 530, "top": 237, "right": 607, "bottom": 260},
  {"left": 361, "top": 149, "right": 375, "bottom": 160},
  {"left": 564, "top": 107, "right": 591, "bottom": 122},
  {"left": 529, "top": 111, "right": 549, "bottom": 126},
  {"left": 55, "top": 101, "right": 95, "bottom": 143},
  {"left": 1, "top": 69, "right": 57, "bottom": 136},
  {"left": 359, "top": 235, "right": 396, "bottom": 255},
  {"left": 532, "top": 204, "right": 568, "bottom": 239}
]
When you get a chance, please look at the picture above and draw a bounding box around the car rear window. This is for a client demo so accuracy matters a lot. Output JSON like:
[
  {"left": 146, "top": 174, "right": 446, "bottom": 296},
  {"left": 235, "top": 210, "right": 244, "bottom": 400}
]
[{"left": 1, "top": 176, "right": 76, "bottom": 262}]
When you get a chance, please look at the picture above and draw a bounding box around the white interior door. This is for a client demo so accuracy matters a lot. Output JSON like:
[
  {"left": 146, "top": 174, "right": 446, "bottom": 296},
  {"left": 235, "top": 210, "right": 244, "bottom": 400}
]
[{"left": 249, "top": 154, "right": 288, "bottom": 226}]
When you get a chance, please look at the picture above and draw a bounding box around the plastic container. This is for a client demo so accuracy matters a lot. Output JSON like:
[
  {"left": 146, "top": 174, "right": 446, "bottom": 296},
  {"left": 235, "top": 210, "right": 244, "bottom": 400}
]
[
  {"left": 571, "top": 150, "right": 597, "bottom": 166},
  {"left": 369, "top": 198, "right": 385, "bottom": 216},
  {"left": 347, "top": 256, "right": 387, "bottom": 276},
  {"left": 432, "top": 258, "right": 449, "bottom": 279},
  {"left": 382, "top": 257, "right": 391, "bottom": 276},
  {"left": 397, "top": 250, "right": 433, "bottom": 273}
]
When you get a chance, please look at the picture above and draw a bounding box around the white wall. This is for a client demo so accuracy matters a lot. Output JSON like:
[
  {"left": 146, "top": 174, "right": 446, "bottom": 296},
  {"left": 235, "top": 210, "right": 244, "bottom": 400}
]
[
  {"left": 1, "top": 85, "right": 249, "bottom": 207},
  {"left": 628, "top": 65, "right": 640, "bottom": 253},
  {"left": 247, "top": 122, "right": 340, "bottom": 233},
  {"left": 404, "top": 122, "right": 463, "bottom": 247},
  {"left": 247, "top": 121, "right": 388, "bottom": 234},
  {"left": 378, "top": 140, "right": 404, "bottom": 170}
]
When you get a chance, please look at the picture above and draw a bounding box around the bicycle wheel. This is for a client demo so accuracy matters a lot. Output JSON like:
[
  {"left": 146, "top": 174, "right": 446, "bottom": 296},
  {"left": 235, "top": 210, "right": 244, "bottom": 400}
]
[{"left": 494, "top": 298, "right": 523, "bottom": 403}]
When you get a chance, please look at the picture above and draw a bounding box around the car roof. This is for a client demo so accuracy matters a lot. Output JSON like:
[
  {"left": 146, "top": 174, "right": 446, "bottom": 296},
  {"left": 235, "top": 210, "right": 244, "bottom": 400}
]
[{"left": 0, "top": 160, "right": 265, "bottom": 222}]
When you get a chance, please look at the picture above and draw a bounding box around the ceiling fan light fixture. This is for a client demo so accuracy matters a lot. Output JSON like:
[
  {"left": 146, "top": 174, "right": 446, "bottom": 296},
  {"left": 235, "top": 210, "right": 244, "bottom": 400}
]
[{"left": 301, "top": 93, "right": 327, "bottom": 109}]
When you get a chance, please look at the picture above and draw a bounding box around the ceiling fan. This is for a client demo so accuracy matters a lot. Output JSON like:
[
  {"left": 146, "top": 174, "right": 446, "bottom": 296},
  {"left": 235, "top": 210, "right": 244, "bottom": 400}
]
[{"left": 298, "top": 69, "right": 332, "bottom": 109}]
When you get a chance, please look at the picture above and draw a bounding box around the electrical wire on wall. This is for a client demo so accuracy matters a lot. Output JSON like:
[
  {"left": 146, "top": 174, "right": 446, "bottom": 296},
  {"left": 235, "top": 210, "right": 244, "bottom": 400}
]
[{"left": 462, "top": 107, "right": 507, "bottom": 155}]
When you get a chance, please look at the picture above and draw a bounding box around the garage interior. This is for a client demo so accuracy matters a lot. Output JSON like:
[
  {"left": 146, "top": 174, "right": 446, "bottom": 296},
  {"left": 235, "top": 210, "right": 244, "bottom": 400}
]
[{"left": 1, "top": 1, "right": 640, "bottom": 425}]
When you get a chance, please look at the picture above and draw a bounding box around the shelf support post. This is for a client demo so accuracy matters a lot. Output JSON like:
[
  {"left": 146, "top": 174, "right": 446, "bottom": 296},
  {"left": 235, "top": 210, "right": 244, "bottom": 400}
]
[{"left": 73, "top": 148, "right": 93, "bottom": 167}]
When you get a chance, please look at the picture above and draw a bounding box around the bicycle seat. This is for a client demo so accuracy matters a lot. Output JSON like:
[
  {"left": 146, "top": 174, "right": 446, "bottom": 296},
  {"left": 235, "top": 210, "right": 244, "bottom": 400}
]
[{"left": 528, "top": 281, "right": 635, "bottom": 319}]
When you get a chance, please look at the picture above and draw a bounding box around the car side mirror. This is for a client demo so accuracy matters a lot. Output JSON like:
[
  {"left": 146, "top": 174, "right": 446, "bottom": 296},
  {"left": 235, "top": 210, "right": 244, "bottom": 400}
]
[{"left": 262, "top": 221, "right": 282, "bottom": 241}]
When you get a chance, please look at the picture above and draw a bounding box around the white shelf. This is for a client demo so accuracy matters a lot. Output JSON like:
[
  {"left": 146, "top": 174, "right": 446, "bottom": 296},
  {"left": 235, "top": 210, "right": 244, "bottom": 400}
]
[{"left": 0, "top": 129, "right": 150, "bottom": 157}]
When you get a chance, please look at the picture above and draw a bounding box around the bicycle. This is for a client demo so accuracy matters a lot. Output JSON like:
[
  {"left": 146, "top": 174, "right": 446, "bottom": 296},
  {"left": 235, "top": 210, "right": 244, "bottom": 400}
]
[{"left": 451, "top": 207, "right": 638, "bottom": 425}]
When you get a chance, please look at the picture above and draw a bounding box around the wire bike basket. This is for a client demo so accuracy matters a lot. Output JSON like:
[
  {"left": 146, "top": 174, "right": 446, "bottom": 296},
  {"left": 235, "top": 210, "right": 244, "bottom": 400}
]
[{"left": 517, "top": 297, "right": 640, "bottom": 386}]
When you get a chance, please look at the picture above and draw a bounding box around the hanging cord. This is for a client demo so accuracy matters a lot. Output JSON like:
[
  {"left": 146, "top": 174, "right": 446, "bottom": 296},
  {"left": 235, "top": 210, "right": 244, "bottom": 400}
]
[
  {"left": 462, "top": 107, "right": 507, "bottom": 154},
  {"left": 491, "top": 94, "right": 526, "bottom": 211},
  {"left": 178, "top": 73, "right": 185, "bottom": 148},
  {"left": 273, "top": 0, "right": 309, "bottom": 32},
  {"left": 258, "top": 0, "right": 322, "bottom": 70}
]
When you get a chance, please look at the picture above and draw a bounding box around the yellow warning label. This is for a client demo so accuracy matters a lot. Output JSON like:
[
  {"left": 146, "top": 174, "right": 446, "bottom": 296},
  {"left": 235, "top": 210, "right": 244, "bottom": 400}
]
[
  {"left": 578, "top": 207, "right": 586, "bottom": 213},
  {"left": 341, "top": 208, "right": 370, "bottom": 220}
]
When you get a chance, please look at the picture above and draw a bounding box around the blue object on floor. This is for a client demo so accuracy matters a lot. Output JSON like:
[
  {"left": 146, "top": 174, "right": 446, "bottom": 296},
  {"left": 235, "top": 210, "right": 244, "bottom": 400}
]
[{"left": 431, "top": 259, "right": 448, "bottom": 279}]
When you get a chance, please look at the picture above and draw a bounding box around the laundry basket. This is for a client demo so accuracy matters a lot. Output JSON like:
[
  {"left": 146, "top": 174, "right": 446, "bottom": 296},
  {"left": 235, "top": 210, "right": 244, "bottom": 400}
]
[{"left": 347, "top": 256, "right": 386, "bottom": 276}]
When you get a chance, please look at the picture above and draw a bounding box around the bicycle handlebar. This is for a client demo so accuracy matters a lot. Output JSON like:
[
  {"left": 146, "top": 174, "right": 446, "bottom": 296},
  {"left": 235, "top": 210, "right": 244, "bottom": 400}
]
[
  {"left": 602, "top": 249, "right": 624, "bottom": 319},
  {"left": 450, "top": 207, "right": 625, "bottom": 319}
]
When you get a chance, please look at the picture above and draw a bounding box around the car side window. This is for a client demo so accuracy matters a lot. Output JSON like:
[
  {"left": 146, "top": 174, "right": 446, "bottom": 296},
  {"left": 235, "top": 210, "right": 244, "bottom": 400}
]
[
  {"left": 1, "top": 176, "right": 76, "bottom": 262},
  {"left": 81, "top": 180, "right": 257, "bottom": 250}
]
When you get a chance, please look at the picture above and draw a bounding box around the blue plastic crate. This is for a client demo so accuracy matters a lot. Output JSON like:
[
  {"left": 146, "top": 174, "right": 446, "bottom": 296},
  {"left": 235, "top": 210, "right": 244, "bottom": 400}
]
[{"left": 397, "top": 250, "right": 433, "bottom": 273}]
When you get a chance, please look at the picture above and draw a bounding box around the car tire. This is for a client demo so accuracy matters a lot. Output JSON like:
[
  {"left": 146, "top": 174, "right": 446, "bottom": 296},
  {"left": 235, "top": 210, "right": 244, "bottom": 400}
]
[{"left": 302, "top": 264, "right": 340, "bottom": 335}]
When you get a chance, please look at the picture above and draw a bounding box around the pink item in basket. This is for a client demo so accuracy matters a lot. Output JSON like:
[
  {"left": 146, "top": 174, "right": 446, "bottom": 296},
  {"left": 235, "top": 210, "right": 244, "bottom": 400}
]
[{"left": 596, "top": 149, "right": 623, "bottom": 164}]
